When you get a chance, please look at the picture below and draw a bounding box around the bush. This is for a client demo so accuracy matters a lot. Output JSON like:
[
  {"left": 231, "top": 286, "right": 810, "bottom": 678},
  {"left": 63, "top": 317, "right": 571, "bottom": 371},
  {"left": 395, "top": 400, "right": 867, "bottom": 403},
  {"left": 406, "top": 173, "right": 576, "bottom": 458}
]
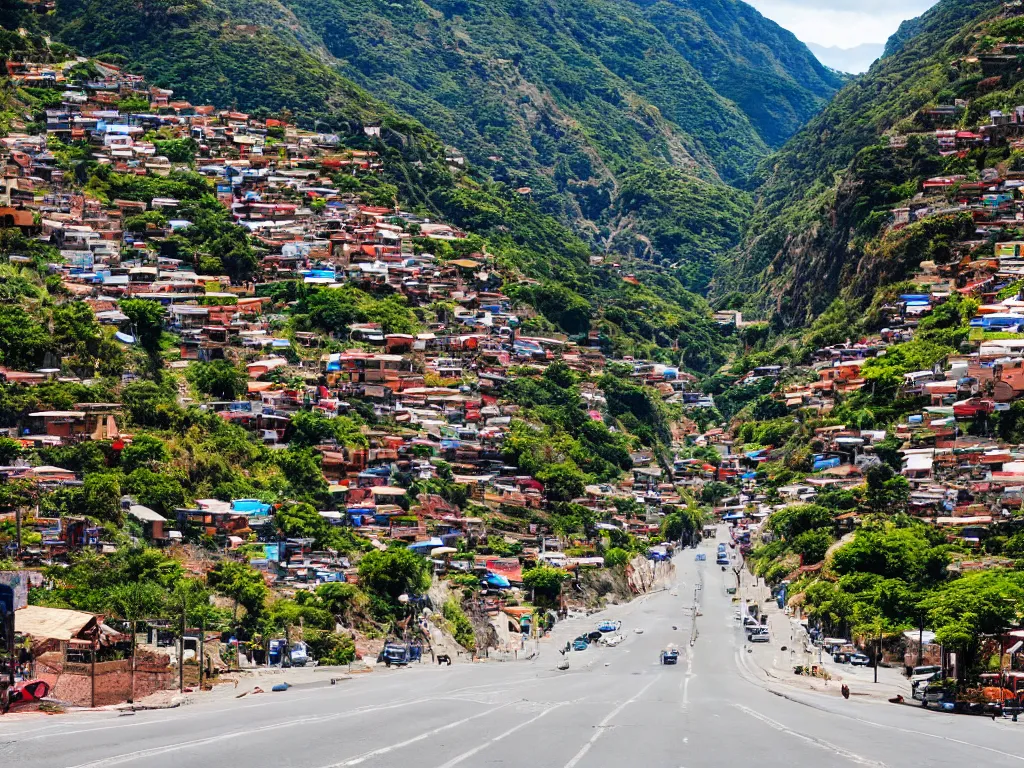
[
  {"left": 442, "top": 598, "right": 476, "bottom": 651},
  {"left": 604, "top": 547, "right": 630, "bottom": 567}
]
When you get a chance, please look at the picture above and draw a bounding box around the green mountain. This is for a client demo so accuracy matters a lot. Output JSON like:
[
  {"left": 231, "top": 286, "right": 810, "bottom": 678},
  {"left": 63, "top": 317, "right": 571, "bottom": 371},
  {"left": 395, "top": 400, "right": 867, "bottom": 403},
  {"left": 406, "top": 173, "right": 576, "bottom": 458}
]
[
  {"left": 42, "top": 0, "right": 838, "bottom": 293},
  {"left": 16, "top": 0, "right": 736, "bottom": 370},
  {"left": 724, "top": 0, "right": 1004, "bottom": 327}
]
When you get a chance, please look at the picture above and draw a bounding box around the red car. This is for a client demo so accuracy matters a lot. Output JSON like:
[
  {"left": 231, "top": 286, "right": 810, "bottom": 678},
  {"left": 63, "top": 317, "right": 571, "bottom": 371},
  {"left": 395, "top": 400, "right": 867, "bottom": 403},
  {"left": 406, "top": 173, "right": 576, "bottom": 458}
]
[{"left": 953, "top": 398, "right": 995, "bottom": 418}]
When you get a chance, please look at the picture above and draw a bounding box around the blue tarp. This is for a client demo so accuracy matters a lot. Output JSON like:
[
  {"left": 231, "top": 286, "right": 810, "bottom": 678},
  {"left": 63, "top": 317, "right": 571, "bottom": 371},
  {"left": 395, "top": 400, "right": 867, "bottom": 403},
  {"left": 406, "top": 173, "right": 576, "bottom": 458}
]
[
  {"left": 484, "top": 572, "right": 511, "bottom": 588},
  {"left": 233, "top": 499, "right": 272, "bottom": 516},
  {"left": 407, "top": 538, "right": 444, "bottom": 552}
]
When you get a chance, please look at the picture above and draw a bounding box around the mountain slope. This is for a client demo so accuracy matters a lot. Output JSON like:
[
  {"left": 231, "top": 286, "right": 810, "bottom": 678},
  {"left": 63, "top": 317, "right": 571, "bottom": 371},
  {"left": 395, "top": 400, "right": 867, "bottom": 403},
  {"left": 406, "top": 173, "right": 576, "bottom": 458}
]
[
  {"left": 42, "top": 0, "right": 837, "bottom": 294},
  {"left": 33, "top": 0, "right": 735, "bottom": 370},
  {"left": 724, "top": 0, "right": 1004, "bottom": 326},
  {"left": 637, "top": 0, "right": 842, "bottom": 146},
  {"left": 272, "top": 0, "right": 839, "bottom": 191}
]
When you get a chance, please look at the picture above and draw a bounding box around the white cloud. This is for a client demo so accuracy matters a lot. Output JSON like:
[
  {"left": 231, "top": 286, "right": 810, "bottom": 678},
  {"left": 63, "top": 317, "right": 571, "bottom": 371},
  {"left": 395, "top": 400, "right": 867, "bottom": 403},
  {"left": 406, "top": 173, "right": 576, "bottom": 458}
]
[{"left": 744, "top": 0, "right": 939, "bottom": 48}]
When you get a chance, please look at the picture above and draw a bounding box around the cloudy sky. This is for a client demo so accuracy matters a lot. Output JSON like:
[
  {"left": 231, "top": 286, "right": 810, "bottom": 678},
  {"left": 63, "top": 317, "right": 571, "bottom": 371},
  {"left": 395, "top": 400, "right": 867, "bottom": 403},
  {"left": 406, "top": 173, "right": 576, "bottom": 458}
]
[{"left": 744, "top": 0, "right": 939, "bottom": 48}]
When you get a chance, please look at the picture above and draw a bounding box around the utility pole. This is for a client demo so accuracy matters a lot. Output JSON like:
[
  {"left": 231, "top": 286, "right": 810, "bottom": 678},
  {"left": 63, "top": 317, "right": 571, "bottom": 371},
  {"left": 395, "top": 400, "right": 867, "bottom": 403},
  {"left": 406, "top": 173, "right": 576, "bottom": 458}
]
[
  {"left": 875, "top": 621, "right": 881, "bottom": 684},
  {"left": 198, "top": 619, "right": 205, "bottom": 692},
  {"left": 90, "top": 634, "right": 97, "bottom": 708},
  {"left": 179, "top": 603, "right": 185, "bottom": 693},
  {"left": 917, "top": 617, "right": 924, "bottom": 668}
]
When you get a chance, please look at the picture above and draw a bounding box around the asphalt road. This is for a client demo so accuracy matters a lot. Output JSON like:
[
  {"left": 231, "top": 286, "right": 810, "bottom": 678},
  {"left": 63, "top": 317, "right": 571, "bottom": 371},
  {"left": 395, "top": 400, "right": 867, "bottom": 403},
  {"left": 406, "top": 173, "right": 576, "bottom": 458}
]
[{"left": 3, "top": 541, "right": 1024, "bottom": 768}]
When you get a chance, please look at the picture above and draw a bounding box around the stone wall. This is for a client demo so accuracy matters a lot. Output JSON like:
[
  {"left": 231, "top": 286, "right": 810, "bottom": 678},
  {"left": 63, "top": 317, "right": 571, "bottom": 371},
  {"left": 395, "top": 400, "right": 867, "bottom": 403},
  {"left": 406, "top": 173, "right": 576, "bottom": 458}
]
[{"left": 35, "top": 649, "right": 179, "bottom": 707}]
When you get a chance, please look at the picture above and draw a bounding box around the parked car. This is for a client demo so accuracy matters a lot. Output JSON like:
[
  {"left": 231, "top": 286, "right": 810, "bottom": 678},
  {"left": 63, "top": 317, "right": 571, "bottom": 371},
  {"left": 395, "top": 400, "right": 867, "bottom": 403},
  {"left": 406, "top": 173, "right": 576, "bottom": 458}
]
[
  {"left": 910, "top": 666, "right": 941, "bottom": 698},
  {"left": 381, "top": 641, "right": 410, "bottom": 666},
  {"left": 660, "top": 646, "right": 680, "bottom": 664},
  {"left": 290, "top": 641, "right": 310, "bottom": 667},
  {"left": 597, "top": 620, "right": 622, "bottom": 633},
  {"left": 748, "top": 627, "right": 770, "bottom": 643},
  {"left": 849, "top": 653, "right": 871, "bottom": 666}
]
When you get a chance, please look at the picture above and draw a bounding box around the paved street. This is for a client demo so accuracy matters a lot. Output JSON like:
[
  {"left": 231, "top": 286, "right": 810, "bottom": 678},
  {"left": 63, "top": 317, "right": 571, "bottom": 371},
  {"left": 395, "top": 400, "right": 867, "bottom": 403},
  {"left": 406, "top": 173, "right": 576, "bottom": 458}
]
[{"left": 2, "top": 540, "right": 1023, "bottom": 768}]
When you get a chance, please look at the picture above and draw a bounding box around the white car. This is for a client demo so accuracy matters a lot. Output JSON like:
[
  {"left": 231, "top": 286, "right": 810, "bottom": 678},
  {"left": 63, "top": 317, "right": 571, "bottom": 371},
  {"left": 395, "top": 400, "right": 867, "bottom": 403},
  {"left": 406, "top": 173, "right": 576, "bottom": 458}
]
[{"left": 603, "top": 633, "right": 626, "bottom": 647}]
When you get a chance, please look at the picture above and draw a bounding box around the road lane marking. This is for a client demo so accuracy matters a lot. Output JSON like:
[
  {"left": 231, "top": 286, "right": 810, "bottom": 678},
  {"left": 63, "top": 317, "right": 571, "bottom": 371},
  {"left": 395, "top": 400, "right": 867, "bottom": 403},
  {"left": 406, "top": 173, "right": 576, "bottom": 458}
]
[
  {"left": 64, "top": 697, "right": 442, "bottom": 768},
  {"left": 433, "top": 704, "right": 563, "bottom": 768},
  {"left": 733, "top": 704, "right": 886, "bottom": 766},
  {"left": 9, "top": 673, "right": 442, "bottom": 742},
  {"left": 323, "top": 703, "right": 508, "bottom": 766},
  {"left": 562, "top": 676, "right": 660, "bottom": 768},
  {"left": 771, "top": 690, "right": 1024, "bottom": 763}
]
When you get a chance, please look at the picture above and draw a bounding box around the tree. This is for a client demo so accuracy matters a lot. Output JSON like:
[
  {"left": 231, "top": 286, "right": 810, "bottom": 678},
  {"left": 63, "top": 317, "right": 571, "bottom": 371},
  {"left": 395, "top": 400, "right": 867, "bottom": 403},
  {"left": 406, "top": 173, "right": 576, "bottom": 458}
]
[
  {"left": 864, "top": 464, "right": 910, "bottom": 514},
  {"left": 604, "top": 547, "right": 630, "bottom": 567},
  {"left": 83, "top": 473, "right": 122, "bottom": 524},
  {"left": 0, "top": 305, "right": 49, "bottom": 369},
  {"left": 921, "top": 571, "right": 1024, "bottom": 678},
  {"left": 831, "top": 521, "right": 949, "bottom": 585},
  {"left": 767, "top": 504, "right": 834, "bottom": 540},
  {"left": 790, "top": 528, "right": 833, "bottom": 565},
  {"left": 276, "top": 448, "right": 329, "bottom": 503},
  {"left": 662, "top": 506, "right": 706, "bottom": 544},
  {"left": 288, "top": 411, "right": 367, "bottom": 449},
  {"left": 52, "top": 301, "right": 102, "bottom": 370},
  {"left": 124, "top": 468, "right": 187, "bottom": 516},
  {"left": 357, "top": 548, "right": 431, "bottom": 604},
  {"left": 187, "top": 361, "right": 248, "bottom": 400},
  {"left": 207, "top": 560, "right": 268, "bottom": 622},
  {"left": 700, "top": 481, "right": 732, "bottom": 506},
  {"left": 536, "top": 461, "right": 587, "bottom": 503},
  {"left": 107, "top": 582, "right": 165, "bottom": 703},
  {"left": 121, "top": 381, "right": 177, "bottom": 427},
  {"left": 119, "top": 298, "right": 166, "bottom": 352},
  {"left": 315, "top": 582, "right": 366, "bottom": 626},
  {"left": 522, "top": 565, "right": 569, "bottom": 604},
  {"left": 119, "top": 434, "right": 169, "bottom": 473},
  {"left": 0, "top": 437, "right": 24, "bottom": 465},
  {"left": 275, "top": 502, "right": 328, "bottom": 542}
]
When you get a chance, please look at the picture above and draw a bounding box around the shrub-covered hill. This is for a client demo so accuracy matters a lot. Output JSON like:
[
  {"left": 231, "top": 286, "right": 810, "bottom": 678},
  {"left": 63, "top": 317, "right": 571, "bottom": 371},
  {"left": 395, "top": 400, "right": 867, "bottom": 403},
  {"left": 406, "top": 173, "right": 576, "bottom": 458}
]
[
  {"left": 723, "top": 0, "right": 1005, "bottom": 327},
  {"left": 38, "top": 0, "right": 839, "bottom": 294}
]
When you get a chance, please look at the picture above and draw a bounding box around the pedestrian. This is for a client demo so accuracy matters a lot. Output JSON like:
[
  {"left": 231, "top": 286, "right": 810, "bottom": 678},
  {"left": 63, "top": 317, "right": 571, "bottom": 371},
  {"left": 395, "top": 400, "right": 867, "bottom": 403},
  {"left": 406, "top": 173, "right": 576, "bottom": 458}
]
[{"left": 841, "top": 684, "right": 850, "bottom": 700}]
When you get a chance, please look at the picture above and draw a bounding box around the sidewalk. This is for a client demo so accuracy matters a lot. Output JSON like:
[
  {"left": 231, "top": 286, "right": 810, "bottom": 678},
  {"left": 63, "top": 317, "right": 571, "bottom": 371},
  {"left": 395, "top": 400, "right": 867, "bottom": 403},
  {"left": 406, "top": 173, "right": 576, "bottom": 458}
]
[{"left": 737, "top": 569, "right": 910, "bottom": 701}]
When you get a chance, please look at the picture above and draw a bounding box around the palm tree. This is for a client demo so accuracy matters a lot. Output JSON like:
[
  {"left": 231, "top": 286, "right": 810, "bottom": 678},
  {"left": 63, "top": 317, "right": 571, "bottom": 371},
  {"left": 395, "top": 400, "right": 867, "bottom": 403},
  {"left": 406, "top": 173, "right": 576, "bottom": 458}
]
[{"left": 107, "top": 582, "right": 165, "bottom": 704}]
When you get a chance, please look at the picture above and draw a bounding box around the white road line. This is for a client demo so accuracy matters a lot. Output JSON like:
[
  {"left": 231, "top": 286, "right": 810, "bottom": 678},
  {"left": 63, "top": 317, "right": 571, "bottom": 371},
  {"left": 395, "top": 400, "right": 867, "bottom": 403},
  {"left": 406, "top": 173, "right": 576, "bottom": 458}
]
[
  {"left": 562, "top": 676, "right": 660, "bottom": 768},
  {"left": 433, "top": 704, "right": 563, "bottom": 768},
  {"left": 8, "top": 675, "right": 404, "bottom": 741},
  {"left": 734, "top": 704, "right": 886, "bottom": 767},
  {"left": 321, "top": 703, "right": 507, "bottom": 767},
  {"left": 785, "top": 697, "right": 1024, "bottom": 763},
  {"left": 64, "top": 697, "right": 439, "bottom": 768}
]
